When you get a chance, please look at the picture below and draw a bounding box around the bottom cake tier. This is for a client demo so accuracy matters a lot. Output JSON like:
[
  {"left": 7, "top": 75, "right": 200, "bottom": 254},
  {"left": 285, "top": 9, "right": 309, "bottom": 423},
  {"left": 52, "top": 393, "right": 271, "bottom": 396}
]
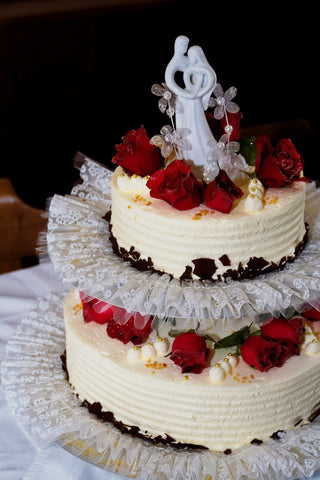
[{"left": 64, "top": 288, "right": 320, "bottom": 452}]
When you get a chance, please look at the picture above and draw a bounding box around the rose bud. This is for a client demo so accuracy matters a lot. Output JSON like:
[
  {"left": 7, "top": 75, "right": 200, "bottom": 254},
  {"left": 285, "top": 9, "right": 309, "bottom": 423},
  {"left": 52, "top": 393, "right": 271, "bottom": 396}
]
[
  {"left": 80, "top": 292, "right": 114, "bottom": 324},
  {"left": 170, "top": 332, "right": 210, "bottom": 374},
  {"left": 241, "top": 335, "right": 298, "bottom": 372},
  {"left": 106, "top": 315, "right": 153, "bottom": 345},
  {"left": 112, "top": 125, "right": 163, "bottom": 177},
  {"left": 147, "top": 159, "right": 203, "bottom": 211},
  {"left": 261, "top": 317, "right": 304, "bottom": 346},
  {"left": 303, "top": 304, "right": 320, "bottom": 321},
  {"left": 203, "top": 169, "right": 243, "bottom": 214}
]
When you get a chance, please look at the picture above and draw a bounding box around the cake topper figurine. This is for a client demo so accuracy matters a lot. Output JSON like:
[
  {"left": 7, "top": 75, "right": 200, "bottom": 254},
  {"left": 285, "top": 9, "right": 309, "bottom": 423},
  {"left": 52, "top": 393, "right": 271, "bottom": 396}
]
[
  {"left": 165, "top": 35, "right": 225, "bottom": 180},
  {"left": 152, "top": 35, "right": 248, "bottom": 183}
]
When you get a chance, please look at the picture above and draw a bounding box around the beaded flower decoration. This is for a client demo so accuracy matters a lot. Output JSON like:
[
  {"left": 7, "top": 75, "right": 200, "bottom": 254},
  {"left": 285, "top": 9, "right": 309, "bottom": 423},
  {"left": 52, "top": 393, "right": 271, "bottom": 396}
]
[
  {"left": 208, "top": 84, "right": 240, "bottom": 120},
  {"left": 151, "top": 124, "right": 192, "bottom": 161}
]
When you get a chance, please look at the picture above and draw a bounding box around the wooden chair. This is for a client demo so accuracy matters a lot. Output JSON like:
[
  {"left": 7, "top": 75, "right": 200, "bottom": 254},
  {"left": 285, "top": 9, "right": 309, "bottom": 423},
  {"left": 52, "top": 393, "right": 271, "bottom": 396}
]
[{"left": 0, "top": 178, "right": 47, "bottom": 274}]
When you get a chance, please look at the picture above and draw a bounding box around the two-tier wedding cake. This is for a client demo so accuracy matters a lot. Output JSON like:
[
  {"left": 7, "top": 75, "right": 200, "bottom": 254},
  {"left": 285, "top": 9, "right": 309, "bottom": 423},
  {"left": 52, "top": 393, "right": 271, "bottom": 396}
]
[{"left": 60, "top": 36, "right": 320, "bottom": 454}]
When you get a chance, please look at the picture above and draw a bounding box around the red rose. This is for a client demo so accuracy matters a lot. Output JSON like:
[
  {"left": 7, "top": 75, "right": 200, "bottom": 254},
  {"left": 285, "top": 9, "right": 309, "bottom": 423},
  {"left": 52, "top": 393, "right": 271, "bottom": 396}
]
[
  {"left": 255, "top": 136, "right": 304, "bottom": 188},
  {"left": 80, "top": 292, "right": 114, "bottom": 324},
  {"left": 241, "top": 335, "right": 297, "bottom": 372},
  {"left": 255, "top": 135, "right": 273, "bottom": 160},
  {"left": 147, "top": 159, "right": 203, "bottom": 210},
  {"left": 80, "top": 292, "right": 153, "bottom": 345},
  {"left": 112, "top": 125, "right": 163, "bottom": 177},
  {"left": 303, "top": 304, "right": 320, "bottom": 321},
  {"left": 203, "top": 169, "right": 243, "bottom": 213},
  {"left": 241, "top": 316, "right": 304, "bottom": 372},
  {"left": 261, "top": 317, "right": 305, "bottom": 346},
  {"left": 170, "top": 332, "right": 210, "bottom": 374},
  {"left": 106, "top": 315, "right": 153, "bottom": 345}
]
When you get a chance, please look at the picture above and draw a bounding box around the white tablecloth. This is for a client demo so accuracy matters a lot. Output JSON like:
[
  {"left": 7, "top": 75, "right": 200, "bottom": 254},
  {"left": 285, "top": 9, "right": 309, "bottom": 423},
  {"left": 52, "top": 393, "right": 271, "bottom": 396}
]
[
  {"left": 1, "top": 263, "right": 320, "bottom": 480},
  {"left": 0, "top": 263, "right": 127, "bottom": 480}
]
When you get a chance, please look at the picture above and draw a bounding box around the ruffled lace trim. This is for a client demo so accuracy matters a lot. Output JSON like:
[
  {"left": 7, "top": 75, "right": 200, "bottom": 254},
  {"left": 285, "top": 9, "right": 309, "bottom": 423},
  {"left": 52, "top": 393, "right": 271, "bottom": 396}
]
[{"left": 39, "top": 153, "right": 320, "bottom": 323}]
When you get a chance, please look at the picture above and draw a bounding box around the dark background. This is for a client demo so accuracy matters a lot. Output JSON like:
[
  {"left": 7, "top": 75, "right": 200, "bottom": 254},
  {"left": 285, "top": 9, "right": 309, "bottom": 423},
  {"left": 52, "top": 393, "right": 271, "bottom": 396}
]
[{"left": 0, "top": 0, "right": 319, "bottom": 209}]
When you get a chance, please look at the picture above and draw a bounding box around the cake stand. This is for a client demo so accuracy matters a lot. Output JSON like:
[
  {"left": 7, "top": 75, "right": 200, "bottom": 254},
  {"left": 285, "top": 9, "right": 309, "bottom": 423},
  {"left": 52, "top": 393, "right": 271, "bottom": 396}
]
[
  {"left": 5, "top": 152, "right": 320, "bottom": 480},
  {"left": 2, "top": 291, "right": 320, "bottom": 480}
]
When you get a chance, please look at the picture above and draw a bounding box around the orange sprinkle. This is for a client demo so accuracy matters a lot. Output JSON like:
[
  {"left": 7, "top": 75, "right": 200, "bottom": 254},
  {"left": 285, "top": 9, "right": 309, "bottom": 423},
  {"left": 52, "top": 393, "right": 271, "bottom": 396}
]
[
  {"left": 192, "top": 209, "right": 215, "bottom": 220},
  {"left": 128, "top": 205, "right": 132, "bottom": 209},
  {"left": 145, "top": 361, "right": 167, "bottom": 370},
  {"left": 131, "top": 195, "right": 151, "bottom": 206},
  {"left": 73, "top": 303, "right": 83, "bottom": 314},
  {"left": 266, "top": 196, "right": 279, "bottom": 205}
]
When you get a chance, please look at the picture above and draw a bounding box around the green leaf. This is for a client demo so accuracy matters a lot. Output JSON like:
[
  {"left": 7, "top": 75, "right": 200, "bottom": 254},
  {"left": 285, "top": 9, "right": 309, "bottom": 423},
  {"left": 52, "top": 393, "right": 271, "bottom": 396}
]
[
  {"left": 239, "top": 137, "right": 257, "bottom": 167},
  {"left": 243, "top": 170, "right": 257, "bottom": 180},
  {"left": 168, "top": 328, "right": 195, "bottom": 338},
  {"left": 168, "top": 329, "right": 215, "bottom": 342},
  {"left": 214, "top": 324, "right": 252, "bottom": 349}
]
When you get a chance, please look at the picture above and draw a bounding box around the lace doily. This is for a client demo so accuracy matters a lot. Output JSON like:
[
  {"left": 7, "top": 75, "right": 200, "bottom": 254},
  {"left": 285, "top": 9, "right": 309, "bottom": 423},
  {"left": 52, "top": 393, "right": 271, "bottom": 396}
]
[
  {"left": 2, "top": 292, "right": 320, "bottom": 480},
  {"left": 42, "top": 153, "right": 320, "bottom": 322}
]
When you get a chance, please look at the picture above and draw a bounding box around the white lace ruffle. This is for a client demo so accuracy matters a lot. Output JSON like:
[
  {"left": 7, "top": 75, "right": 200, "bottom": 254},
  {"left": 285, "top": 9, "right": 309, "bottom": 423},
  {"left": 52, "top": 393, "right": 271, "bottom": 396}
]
[
  {"left": 2, "top": 292, "right": 320, "bottom": 480},
  {"left": 41, "top": 153, "right": 320, "bottom": 322}
]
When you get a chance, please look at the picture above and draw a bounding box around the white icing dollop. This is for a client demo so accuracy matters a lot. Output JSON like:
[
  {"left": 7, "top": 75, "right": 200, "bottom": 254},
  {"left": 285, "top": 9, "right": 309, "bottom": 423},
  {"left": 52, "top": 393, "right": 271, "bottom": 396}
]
[
  {"left": 301, "top": 325, "right": 320, "bottom": 356},
  {"left": 154, "top": 337, "right": 169, "bottom": 356},
  {"left": 249, "top": 178, "right": 264, "bottom": 194},
  {"left": 209, "top": 354, "right": 238, "bottom": 383},
  {"left": 227, "top": 354, "right": 238, "bottom": 369},
  {"left": 244, "top": 178, "right": 265, "bottom": 212},
  {"left": 219, "top": 359, "right": 231, "bottom": 374},
  {"left": 141, "top": 343, "right": 157, "bottom": 360},
  {"left": 117, "top": 170, "right": 150, "bottom": 194},
  {"left": 127, "top": 346, "right": 141, "bottom": 362},
  {"left": 209, "top": 365, "right": 226, "bottom": 383},
  {"left": 304, "top": 340, "right": 320, "bottom": 356},
  {"left": 302, "top": 326, "right": 317, "bottom": 348}
]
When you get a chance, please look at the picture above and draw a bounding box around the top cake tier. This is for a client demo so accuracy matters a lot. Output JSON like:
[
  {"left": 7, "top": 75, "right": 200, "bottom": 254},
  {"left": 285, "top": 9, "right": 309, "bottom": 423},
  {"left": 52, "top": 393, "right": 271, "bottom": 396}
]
[
  {"left": 110, "top": 166, "right": 307, "bottom": 282},
  {"left": 45, "top": 36, "right": 320, "bottom": 321}
]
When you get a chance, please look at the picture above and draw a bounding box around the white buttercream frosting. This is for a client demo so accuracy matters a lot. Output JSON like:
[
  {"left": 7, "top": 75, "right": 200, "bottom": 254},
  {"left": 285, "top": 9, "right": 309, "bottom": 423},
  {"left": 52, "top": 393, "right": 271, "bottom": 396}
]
[{"left": 110, "top": 167, "right": 306, "bottom": 280}]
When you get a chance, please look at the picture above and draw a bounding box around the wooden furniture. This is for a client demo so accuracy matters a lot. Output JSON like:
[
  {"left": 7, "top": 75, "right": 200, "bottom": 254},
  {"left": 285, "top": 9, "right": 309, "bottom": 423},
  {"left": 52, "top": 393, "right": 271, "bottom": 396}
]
[{"left": 0, "top": 178, "right": 47, "bottom": 273}]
